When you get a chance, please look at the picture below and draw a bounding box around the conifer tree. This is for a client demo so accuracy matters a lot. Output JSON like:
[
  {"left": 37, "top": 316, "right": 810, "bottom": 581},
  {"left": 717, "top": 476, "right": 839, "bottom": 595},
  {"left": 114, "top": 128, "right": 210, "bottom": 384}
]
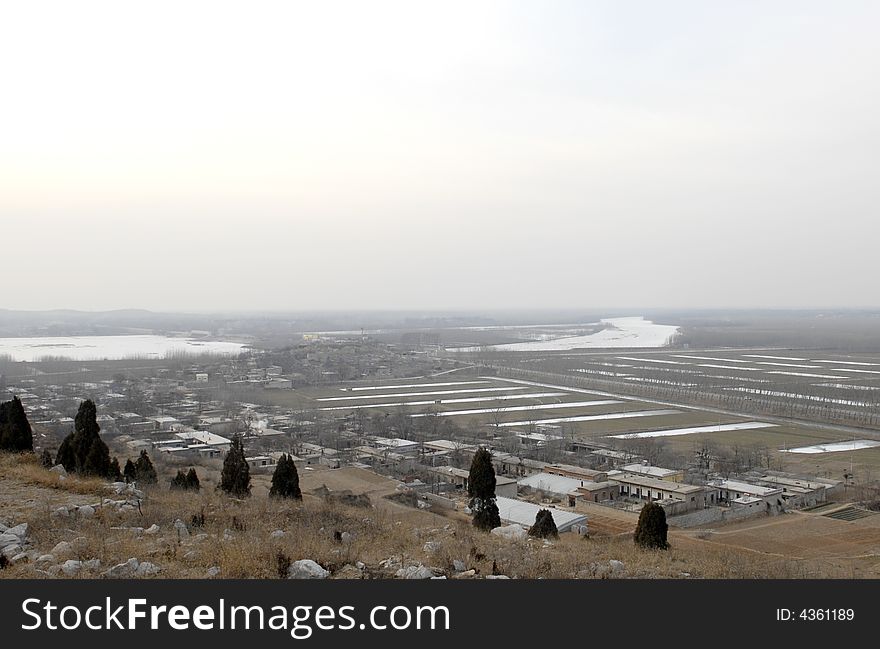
[
  {"left": 0, "top": 396, "right": 34, "bottom": 452},
  {"left": 528, "top": 509, "right": 559, "bottom": 539},
  {"left": 269, "top": 454, "right": 302, "bottom": 500},
  {"left": 468, "top": 447, "right": 501, "bottom": 530},
  {"left": 56, "top": 435, "right": 76, "bottom": 473},
  {"left": 56, "top": 400, "right": 111, "bottom": 476},
  {"left": 220, "top": 434, "right": 251, "bottom": 497},
  {"left": 123, "top": 458, "right": 137, "bottom": 483},
  {"left": 170, "top": 469, "right": 188, "bottom": 490},
  {"left": 134, "top": 450, "right": 158, "bottom": 485},
  {"left": 109, "top": 457, "right": 122, "bottom": 480},
  {"left": 186, "top": 467, "right": 200, "bottom": 491},
  {"left": 634, "top": 501, "right": 669, "bottom": 550}
]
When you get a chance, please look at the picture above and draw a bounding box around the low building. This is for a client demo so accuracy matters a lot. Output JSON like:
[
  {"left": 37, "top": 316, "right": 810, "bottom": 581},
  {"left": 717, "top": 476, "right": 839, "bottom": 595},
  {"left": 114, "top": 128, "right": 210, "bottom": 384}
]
[
  {"left": 246, "top": 455, "right": 278, "bottom": 473},
  {"left": 609, "top": 472, "right": 714, "bottom": 512},
  {"left": 372, "top": 437, "right": 419, "bottom": 456},
  {"left": 543, "top": 463, "right": 608, "bottom": 482},
  {"left": 495, "top": 496, "right": 588, "bottom": 534},
  {"left": 708, "top": 479, "right": 783, "bottom": 507},
  {"left": 429, "top": 466, "right": 517, "bottom": 498},
  {"left": 619, "top": 462, "right": 685, "bottom": 483}
]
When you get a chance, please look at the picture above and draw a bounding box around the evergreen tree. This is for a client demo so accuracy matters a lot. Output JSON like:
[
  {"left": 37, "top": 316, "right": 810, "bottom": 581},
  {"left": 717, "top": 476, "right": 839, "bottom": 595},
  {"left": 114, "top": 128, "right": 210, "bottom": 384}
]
[
  {"left": 0, "top": 396, "right": 34, "bottom": 452},
  {"left": 185, "top": 467, "right": 200, "bottom": 491},
  {"left": 634, "top": 501, "right": 669, "bottom": 550},
  {"left": 83, "top": 435, "right": 111, "bottom": 477},
  {"left": 528, "top": 509, "right": 559, "bottom": 539},
  {"left": 170, "top": 470, "right": 188, "bottom": 490},
  {"left": 123, "top": 458, "right": 137, "bottom": 483},
  {"left": 468, "top": 447, "right": 501, "bottom": 531},
  {"left": 134, "top": 450, "right": 158, "bottom": 485},
  {"left": 56, "top": 400, "right": 111, "bottom": 476},
  {"left": 171, "top": 467, "right": 201, "bottom": 491},
  {"left": 109, "top": 457, "right": 121, "bottom": 480},
  {"left": 269, "top": 454, "right": 302, "bottom": 500},
  {"left": 40, "top": 449, "right": 55, "bottom": 469},
  {"left": 56, "top": 435, "right": 76, "bottom": 473},
  {"left": 220, "top": 434, "right": 251, "bottom": 497}
]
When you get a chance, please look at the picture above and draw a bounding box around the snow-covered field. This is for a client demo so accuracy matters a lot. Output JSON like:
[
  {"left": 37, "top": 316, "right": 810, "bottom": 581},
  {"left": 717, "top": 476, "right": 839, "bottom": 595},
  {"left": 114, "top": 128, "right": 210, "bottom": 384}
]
[
  {"left": 318, "top": 392, "right": 566, "bottom": 411},
  {"left": 617, "top": 356, "right": 689, "bottom": 365},
  {"left": 448, "top": 317, "right": 679, "bottom": 352},
  {"left": 316, "top": 386, "right": 527, "bottom": 401},
  {"left": 343, "top": 381, "right": 489, "bottom": 391},
  {"left": 409, "top": 399, "right": 622, "bottom": 418},
  {"left": 818, "top": 383, "right": 880, "bottom": 391},
  {"left": 744, "top": 355, "right": 809, "bottom": 361},
  {"left": 674, "top": 355, "right": 751, "bottom": 363},
  {"left": 496, "top": 409, "right": 679, "bottom": 427},
  {"left": 782, "top": 440, "right": 880, "bottom": 454},
  {"left": 612, "top": 421, "right": 777, "bottom": 439},
  {"left": 765, "top": 371, "right": 847, "bottom": 379},
  {"left": 0, "top": 335, "right": 247, "bottom": 361},
  {"left": 698, "top": 364, "right": 763, "bottom": 371},
  {"left": 755, "top": 362, "right": 821, "bottom": 369}
]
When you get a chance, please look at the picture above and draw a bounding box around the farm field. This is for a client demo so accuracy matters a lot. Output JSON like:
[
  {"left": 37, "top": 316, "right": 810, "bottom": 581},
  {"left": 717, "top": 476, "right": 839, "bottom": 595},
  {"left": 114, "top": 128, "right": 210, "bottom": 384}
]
[{"left": 248, "top": 368, "right": 880, "bottom": 481}]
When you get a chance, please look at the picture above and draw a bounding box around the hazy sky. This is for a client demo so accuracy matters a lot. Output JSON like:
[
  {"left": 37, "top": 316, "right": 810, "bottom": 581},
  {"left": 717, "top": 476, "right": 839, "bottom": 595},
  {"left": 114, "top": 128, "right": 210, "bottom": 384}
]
[{"left": 2, "top": 1, "right": 879, "bottom": 312}]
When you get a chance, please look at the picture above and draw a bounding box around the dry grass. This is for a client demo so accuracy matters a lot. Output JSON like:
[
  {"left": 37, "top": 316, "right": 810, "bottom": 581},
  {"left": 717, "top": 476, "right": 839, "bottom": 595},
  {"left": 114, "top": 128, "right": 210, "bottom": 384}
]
[
  {"left": 0, "top": 452, "right": 107, "bottom": 496},
  {"left": 0, "top": 452, "right": 844, "bottom": 579}
]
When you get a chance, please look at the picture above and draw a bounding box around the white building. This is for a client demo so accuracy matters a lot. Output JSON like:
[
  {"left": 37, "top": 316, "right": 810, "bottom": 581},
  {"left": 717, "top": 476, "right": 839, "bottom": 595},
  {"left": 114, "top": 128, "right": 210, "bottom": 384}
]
[{"left": 495, "top": 496, "right": 588, "bottom": 534}]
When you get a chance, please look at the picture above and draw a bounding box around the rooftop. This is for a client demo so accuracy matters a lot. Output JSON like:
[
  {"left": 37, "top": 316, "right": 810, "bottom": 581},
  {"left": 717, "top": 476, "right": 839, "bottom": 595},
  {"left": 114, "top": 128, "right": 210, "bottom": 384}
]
[{"left": 495, "top": 496, "right": 587, "bottom": 533}]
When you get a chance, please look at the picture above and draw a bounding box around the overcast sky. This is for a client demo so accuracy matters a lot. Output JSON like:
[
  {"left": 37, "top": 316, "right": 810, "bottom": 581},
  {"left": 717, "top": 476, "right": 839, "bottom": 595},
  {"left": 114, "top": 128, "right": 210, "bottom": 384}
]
[{"left": 2, "top": 1, "right": 878, "bottom": 312}]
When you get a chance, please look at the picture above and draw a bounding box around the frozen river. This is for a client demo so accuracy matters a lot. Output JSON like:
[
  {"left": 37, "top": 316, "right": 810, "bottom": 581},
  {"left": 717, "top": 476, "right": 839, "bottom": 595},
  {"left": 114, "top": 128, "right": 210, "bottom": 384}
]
[{"left": 0, "top": 335, "right": 248, "bottom": 362}]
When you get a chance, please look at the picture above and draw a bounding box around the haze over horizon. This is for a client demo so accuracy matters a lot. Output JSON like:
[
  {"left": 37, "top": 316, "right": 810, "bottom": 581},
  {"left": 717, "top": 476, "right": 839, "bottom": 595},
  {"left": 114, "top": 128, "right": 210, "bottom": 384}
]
[{"left": 3, "top": 1, "right": 878, "bottom": 312}]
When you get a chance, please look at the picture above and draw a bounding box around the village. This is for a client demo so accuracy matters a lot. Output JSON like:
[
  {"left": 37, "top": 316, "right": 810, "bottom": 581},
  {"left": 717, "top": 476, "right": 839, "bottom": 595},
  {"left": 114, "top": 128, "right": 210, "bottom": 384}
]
[{"left": 2, "top": 338, "right": 855, "bottom": 542}]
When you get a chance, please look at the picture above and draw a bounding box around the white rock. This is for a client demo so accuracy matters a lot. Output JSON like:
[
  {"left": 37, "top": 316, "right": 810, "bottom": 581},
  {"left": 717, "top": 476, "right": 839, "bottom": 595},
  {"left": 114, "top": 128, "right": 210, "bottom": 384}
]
[
  {"left": 11, "top": 552, "right": 29, "bottom": 564},
  {"left": 269, "top": 530, "right": 285, "bottom": 539},
  {"left": 0, "top": 533, "right": 19, "bottom": 549},
  {"left": 395, "top": 564, "right": 435, "bottom": 579},
  {"left": 77, "top": 505, "right": 96, "bottom": 519},
  {"left": 51, "top": 541, "right": 73, "bottom": 556},
  {"left": 6, "top": 523, "right": 28, "bottom": 538},
  {"left": 61, "top": 559, "right": 83, "bottom": 576},
  {"left": 206, "top": 566, "right": 221, "bottom": 578},
  {"left": 35, "top": 554, "right": 55, "bottom": 564},
  {"left": 222, "top": 530, "right": 234, "bottom": 541},
  {"left": 144, "top": 524, "right": 160, "bottom": 535},
  {"left": 51, "top": 506, "right": 70, "bottom": 519},
  {"left": 340, "top": 532, "right": 353, "bottom": 543},
  {"left": 50, "top": 465, "right": 67, "bottom": 476},
  {"left": 422, "top": 541, "right": 441, "bottom": 554},
  {"left": 104, "top": 558, "right": 140, "bottom": 578},
  {"left": 355, "top": 561, "right": 366, "bottom": 570},
  {"left": 453, "top": 559, "right": 467, "bottom": 572},
  {"left": 490, "top": 524, "right": 528, "bottom": 541},
  {"left": 173, "top": 519, "right": 190, "bottom": 538},
  {"left": 485, "top": 575, "right": 510, "bottom": 579},
  {"left": 2, "top": 544, "right": 22, "bottom": 557},
  {"left": 609, "top": 560, "right": 625, "bottom": 573},
  {"left": 134, "top": 562, "right": 161, "bottom": 577},
  {"left": 430, "top": 576, "right": 447, "bottom": 579},
  {"left": 288, "top": 559, "right": 330, "bottom": 579},
  {"left": 84, "top": 559, "right": 102, "bottom": 570}
]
